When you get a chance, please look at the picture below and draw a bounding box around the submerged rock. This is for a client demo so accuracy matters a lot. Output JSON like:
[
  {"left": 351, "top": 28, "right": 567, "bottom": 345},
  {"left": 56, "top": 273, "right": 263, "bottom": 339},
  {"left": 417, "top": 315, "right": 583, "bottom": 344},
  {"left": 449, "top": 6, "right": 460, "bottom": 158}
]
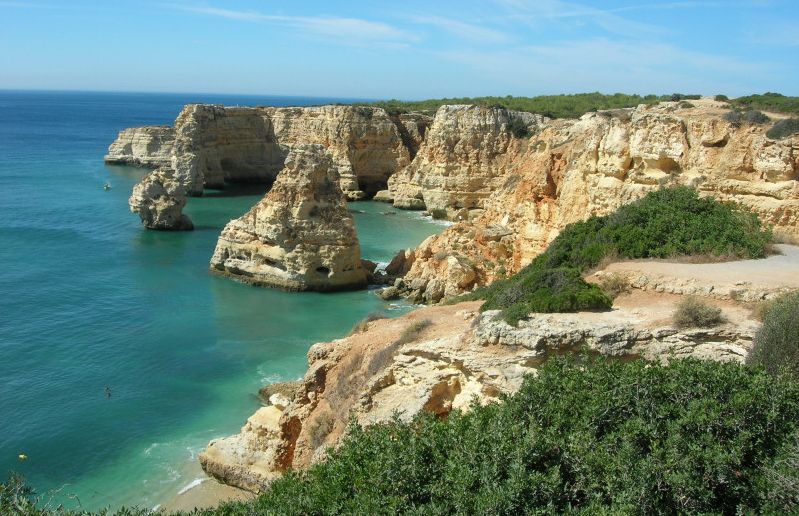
[
  {"left": 128, "top": 168, "right": 193, "bottom": 230},
  {"left": 209, "top": 144, "right": 368, "bottom": 291}
]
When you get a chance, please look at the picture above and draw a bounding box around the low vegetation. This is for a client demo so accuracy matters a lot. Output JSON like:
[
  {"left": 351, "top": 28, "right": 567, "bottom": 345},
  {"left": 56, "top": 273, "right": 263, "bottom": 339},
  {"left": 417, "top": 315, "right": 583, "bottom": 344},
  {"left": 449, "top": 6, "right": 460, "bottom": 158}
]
[
  {"left": 465, "top": 187, "right": 771, "bottom": 324},
  {"left": 767, "top": 118, "right": 799, "bottom": 140},
  {"left": 597, "top": 272, "right": 630, "bottom": 299},
  {"left": 747, "top": 291, "right": 799, "bottom": 376},
  {"left": 672, "top": 296, "right": 725, "bottom": 328},
  {"left": 396, "top": 318, "right": 432, "bottom": 345},
  {"left": 729, "top": 92, "right": 799, "bottom": 115},
  {"left": 723, "top": 109, "right": 771, "bottom": 126},
  {"left": 348, "top": 312, "right": 387, "bottom": 335},
  {"left": 366, "top": 92, "right": 697, "bottom": 119}
]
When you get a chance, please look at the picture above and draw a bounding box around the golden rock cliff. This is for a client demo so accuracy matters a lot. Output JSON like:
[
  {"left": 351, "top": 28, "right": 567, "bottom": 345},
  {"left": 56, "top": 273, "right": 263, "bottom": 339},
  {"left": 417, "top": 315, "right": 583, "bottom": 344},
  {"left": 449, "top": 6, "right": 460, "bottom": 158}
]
[
  {"left": 209, "top": 144, "right": 368, "bottom": 291},
  {"left": 389, "top": 100, "right": 798, "bottom": 302}
]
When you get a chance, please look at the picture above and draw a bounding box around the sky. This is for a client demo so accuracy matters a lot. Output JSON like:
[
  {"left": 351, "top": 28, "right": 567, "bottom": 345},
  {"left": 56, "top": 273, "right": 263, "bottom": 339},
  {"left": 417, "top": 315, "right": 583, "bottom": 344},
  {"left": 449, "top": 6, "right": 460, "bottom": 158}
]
[{"left": 0, "top": 0, "right": 797, "bottom": 99}]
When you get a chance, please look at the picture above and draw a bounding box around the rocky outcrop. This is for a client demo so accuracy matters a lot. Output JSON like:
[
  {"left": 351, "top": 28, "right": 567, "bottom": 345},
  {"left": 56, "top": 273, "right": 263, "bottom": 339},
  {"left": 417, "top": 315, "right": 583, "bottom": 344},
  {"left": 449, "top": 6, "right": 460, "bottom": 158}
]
[
  {"left": 113, "top": 104, "right": 416, "bottom": 229},
  {"left": 128, "top": 168, "right": 193, "bottom": 230},
  {"left": 392, "top": 100, "right": 799, "bottom": 302},
  {"left": 386, "top": 105, "right": 546, "bottom": 214},
  {"left": 199, "top": 278, "right": 766, "bottom": 491},
  {"left": 209, "top": 144, "right": 368, "bottom": 291},
  {"left": 104, "top": 126, "right": 175, "bottom": 168}
]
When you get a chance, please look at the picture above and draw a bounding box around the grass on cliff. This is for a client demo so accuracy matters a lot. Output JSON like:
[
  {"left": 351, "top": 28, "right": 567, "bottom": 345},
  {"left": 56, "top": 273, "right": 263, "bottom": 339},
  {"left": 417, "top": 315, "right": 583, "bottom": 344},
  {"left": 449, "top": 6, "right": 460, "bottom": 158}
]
[
  {"left": 729, "top": 92, "right": 799, "bottom": 115},
  {"left": 463, "top": 187, "right": 771, "bottom": 325},
  {"left": 366, "top": 92, "right": 695, "bottom": 118}
]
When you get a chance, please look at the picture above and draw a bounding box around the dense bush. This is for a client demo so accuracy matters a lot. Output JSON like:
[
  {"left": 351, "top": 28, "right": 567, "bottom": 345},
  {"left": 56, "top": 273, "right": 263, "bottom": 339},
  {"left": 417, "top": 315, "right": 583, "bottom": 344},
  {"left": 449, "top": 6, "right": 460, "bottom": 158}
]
[
  {"left": 731, "top": 92, "right": 799, "bottom": 114},
  {"left": 366, "top": 92, "right": 673, "bottom": 118},
  {"left": 195, "top": 358, "right": 799, "bottom": 515},
  {"left": 766, "top": 118, "right": 799, "bottom": 140},
  {"left": 723, "top": 109, "right": 771, "bottom": 126},
  {"left": 746, "top": 291, "right": 799, "bottom": 376},
  {"left": 673, "top": 296, "right": 725, "bottom": 328},
  {"left": 714, "top": 94, "right": 729, "bottom": 102},
  {"left": 467, "top": 187, "right": 771, "bottom": 324}
]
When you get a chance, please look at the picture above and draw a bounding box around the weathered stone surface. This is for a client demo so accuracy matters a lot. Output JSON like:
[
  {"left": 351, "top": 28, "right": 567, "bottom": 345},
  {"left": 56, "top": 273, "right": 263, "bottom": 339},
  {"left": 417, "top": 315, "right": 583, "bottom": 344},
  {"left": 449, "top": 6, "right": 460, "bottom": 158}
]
[
  {"left": 388, "top": 105, "right": 545, "bottom": 214},
  {"left": 396, "top": 100, "right": 799, "bottom": 301},
  {"left": 209, "top": 144, "right": 367, "bottom": 291},
  {"left": 128, "top": 168, "right": 193, "bottom": 230},
  {"left": 115, "top": 104, "right": 416, "bottom": 229},
  {"left": 104, "top": 125, "right": 175, "bottom": 168}
]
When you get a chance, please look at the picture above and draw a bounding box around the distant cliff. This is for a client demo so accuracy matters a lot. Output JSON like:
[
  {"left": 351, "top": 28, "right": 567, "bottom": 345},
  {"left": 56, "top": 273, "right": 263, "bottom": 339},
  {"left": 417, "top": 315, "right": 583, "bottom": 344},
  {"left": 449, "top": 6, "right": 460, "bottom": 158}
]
[{"left": 108, "top": 104, "right": 428, "bottom": 230}]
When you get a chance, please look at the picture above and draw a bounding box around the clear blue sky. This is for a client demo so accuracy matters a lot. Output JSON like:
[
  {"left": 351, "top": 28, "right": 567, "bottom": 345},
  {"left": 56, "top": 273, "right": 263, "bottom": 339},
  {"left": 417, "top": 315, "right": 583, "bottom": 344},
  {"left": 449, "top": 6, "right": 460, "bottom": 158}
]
[{"left": 0, "top": 0, "right": 796, "bottom": 99}]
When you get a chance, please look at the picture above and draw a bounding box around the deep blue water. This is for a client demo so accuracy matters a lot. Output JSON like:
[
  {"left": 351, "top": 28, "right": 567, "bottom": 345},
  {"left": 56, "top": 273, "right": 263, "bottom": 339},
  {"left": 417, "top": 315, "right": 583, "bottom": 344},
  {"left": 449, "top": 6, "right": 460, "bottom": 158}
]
[{"left": 0, "top": 91, "right": 442, "bottom": 510}]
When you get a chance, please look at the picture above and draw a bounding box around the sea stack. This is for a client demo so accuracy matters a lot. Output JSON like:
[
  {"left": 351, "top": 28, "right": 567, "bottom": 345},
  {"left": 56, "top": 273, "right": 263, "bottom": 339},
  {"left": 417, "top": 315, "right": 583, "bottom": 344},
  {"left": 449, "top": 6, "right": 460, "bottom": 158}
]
[
  {"left": 128, "top": 168, "right": 193, "bottom": 230},
  {"left": 209, "top": 144, "right": 368, "bottom": 291}
]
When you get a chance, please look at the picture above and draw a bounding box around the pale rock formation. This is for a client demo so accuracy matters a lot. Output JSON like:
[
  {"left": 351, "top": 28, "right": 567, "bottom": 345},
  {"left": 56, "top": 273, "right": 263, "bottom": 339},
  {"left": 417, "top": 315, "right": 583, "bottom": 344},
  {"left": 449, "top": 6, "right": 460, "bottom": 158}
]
[
  {"left": 394, "top": 101, "right": 799, "bottom": 302},
  {"left": 387, "top": 105, "right": 545, "bottom": 214},
  {"left": 104, "top": 126, "right": 175, "bottom": 168},
  {"left": 209, "top": 144, "right": 367, "bottom": 291},
  {"left": 128, "top": 168, "right": 193, "bottom": 230},
  {"left": 112, "top": 104, "right": 416, "bottom": 229}
]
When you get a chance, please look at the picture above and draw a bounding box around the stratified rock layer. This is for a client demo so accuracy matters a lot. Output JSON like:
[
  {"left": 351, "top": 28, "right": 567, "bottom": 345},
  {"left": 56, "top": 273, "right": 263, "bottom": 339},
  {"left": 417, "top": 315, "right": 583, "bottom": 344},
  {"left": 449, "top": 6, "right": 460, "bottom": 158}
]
[
  {"left": 209, "top": 144, "right": 367, "bottom": 291},
  {"left": 104, "top": 126, "right": 175, "bottom": 168}
]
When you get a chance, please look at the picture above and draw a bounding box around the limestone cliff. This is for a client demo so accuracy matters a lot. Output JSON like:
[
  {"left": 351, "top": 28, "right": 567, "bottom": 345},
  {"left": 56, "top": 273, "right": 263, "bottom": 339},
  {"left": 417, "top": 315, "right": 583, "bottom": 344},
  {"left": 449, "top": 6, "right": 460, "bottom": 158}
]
[
  {"left": 209, "top": 144, "right": 367, "bottom": 291},
  {"left": 104, "top": 125, "right": 175, "bottom": 168},
  {"left": 383, "top": 105, "right": 545, "bottom": 214},
  {"left": 390, "top": 100, "right": 799, "bottom": 302},
  {"left": 115, "top": 104, "right": 416, "bottom": 230}
]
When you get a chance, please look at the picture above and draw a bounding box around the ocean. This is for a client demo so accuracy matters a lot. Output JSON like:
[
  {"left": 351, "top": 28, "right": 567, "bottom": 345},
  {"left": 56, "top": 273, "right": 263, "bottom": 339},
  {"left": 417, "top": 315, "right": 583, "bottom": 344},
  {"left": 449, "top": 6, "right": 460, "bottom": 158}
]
[{"left": 0, "top": 90, "right": 443, "bottom": 510}]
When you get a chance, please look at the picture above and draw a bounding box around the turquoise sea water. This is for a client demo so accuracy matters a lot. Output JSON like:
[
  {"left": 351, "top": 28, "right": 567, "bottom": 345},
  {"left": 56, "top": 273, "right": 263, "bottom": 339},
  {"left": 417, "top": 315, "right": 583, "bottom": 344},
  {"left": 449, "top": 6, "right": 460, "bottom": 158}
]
[{"left": 0, "top": 91, "right": 443, "bottom": 510}]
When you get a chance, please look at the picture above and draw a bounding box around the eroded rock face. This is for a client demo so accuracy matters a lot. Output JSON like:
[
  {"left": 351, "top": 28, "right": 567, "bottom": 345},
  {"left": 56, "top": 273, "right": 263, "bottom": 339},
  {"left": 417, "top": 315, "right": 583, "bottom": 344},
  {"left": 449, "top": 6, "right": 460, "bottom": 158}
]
[
  {"left": 209, "top": 144, "right": 367, "bottom": 291},
  {"left": 128, "top": 168, "right": 193, "bottom": 230},
  {"left": 113, "top": 104, "right": 415, "bottom": 229},
  {"left": 104, "top": 126, "right": 175, "bottom": 168},
  {"left": 394, "top": 101, "right": 799, "bottom": 302},
  {"left": 387, "top": 105, "right": 546, "bottom": 214}
]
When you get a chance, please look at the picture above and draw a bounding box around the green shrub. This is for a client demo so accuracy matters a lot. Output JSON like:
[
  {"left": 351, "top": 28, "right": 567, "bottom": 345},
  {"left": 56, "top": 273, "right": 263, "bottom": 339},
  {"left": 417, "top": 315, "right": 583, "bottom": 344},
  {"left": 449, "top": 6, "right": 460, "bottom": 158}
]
[
  {"left": 731, "top": 92, "right": 799, "bottom": 115},
  {"left": 746, "top": 291, "right": 799, "bottom": 375},
  {"left": 673, "top": 296, "right": 725, "bottom": 328},
  {"left": 714, "top": 94, "right": 729, "bottom": 102},
  {"left": 764, "top": 434, "right": 799, "bottom": 513},
  {"left": 209, "top": 358, "right": 799, "bottom": 515},
  {"left": 507, "top": 117, "right": 531, "bottom": 138},
  {"left": 766, "top": 118, "right": 799, "bottom": 139},
  {"left": 481, "top": 267, "right": 611, "bottom": 324},
  {"left": 724, "top": 109, "right": 771, "bottom": 126},
  {"left": 678, "top": 101, "right": 695, "bottom": 109},
  {"left": 466, "top": 187, "right": 771, "bottom": 324}
]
